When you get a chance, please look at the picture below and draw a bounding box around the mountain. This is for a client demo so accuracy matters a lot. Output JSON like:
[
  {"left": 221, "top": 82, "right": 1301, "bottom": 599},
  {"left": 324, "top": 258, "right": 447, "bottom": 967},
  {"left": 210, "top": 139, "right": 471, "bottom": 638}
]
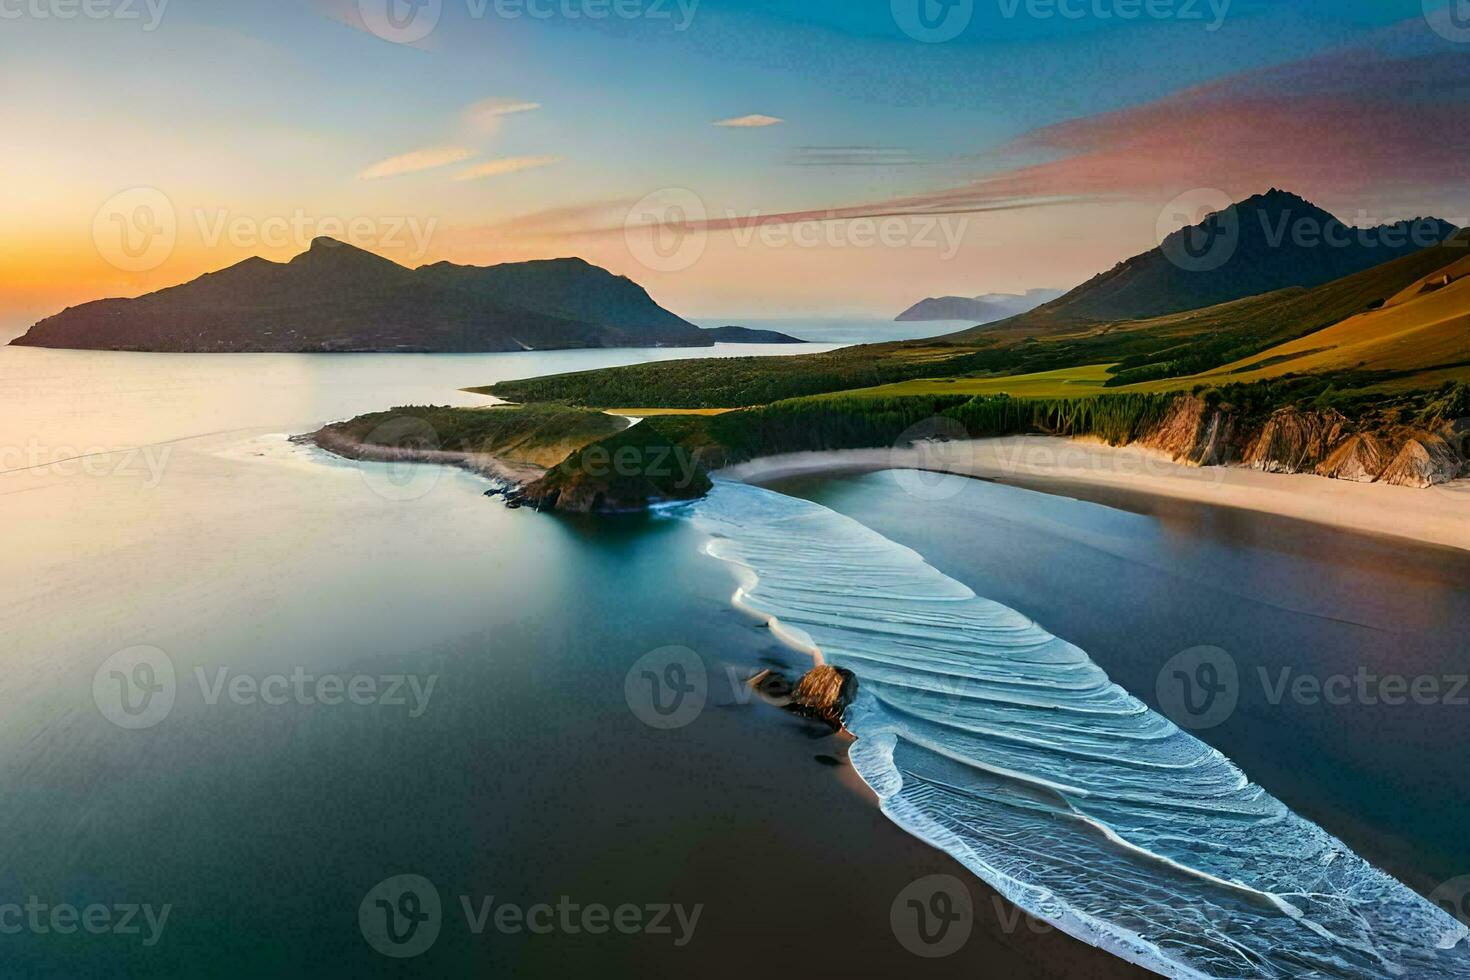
[
  {"left": 895, "top": 289, "right": 1064, "bottom": 322},
  {"left": 952, "top": 190, "right": 1455, "bottom": 339},
  {"left": 12, "top": 239, "right": 711, "bottom": 352},
  {"left": 1091, "top": 227, "right": 1470, "bottom": 387},
  {"left": 414, "top": 256, "right": 700, "bottom": 346},
  {"left": 699, "top": 325, "right": 805, "bottom": 343}
]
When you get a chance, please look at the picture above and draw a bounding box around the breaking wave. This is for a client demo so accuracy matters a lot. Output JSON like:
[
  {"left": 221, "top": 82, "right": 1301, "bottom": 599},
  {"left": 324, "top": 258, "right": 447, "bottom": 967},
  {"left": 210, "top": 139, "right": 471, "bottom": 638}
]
[{"left": 689, "top": 478, "right": 1470, "bottom": 978}]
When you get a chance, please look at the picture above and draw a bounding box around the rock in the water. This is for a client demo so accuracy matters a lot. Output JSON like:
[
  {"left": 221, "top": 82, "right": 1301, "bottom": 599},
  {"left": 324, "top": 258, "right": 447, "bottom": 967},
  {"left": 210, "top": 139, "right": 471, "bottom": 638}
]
[
  {"left": 789, "top": 665, "right": 858, "bottom": 730},
  {"left": 747, "top": 664, "right": 858, "bottom": 730},
  {"left": 1378, "top": 431, "right": 1463, "bottom": 487}
]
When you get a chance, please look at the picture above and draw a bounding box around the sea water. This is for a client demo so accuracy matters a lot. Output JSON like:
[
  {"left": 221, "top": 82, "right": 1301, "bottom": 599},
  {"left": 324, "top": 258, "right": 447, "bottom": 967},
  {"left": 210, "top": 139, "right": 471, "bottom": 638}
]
[{"left": 690, "top": 479, "right": 1470, "bottom": 978}]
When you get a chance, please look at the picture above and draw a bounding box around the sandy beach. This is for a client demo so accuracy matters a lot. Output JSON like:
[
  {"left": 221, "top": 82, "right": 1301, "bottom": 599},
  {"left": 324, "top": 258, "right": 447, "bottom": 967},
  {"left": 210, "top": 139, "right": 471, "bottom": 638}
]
[{"left": 719, "top": 435, "right": 1470, "bottom": 552}]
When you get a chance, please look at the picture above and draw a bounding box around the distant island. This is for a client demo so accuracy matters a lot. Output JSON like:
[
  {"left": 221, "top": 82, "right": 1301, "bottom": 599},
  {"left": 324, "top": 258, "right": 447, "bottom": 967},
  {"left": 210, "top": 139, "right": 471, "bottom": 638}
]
[
  {"left": 699, "top": 325, "right": 804, "bottom": 343},
  {"left": 10, "top": 238, "right": 796, "bottom": 353},
  {"left": 896, "top": 288, "right": 1064, "bottom": 322}
]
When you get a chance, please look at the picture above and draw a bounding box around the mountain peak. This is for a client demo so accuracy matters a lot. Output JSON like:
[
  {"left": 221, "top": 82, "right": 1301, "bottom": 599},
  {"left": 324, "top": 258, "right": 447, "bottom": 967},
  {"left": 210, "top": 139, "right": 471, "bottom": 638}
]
[
  {"left": 942, "top": 188, "right": 1456, "bottom": 334},
  {"left": 287, "top": 238, "right": 409, "bottom": 279},
  {"left": 1234, "top": 188, "right": 1333, "bottom": 219}
]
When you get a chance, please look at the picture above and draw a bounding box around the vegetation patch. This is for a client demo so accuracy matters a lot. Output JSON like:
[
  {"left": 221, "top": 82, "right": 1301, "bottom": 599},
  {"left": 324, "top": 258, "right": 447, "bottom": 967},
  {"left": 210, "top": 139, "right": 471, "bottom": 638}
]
[{"left": 316, "top": 403, "right": 627, "bottom": 468}]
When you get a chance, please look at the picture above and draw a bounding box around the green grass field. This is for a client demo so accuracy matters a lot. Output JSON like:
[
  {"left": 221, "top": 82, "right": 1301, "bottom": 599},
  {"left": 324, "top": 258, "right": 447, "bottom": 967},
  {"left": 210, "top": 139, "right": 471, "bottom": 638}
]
[{"left": 822, "top": 363, "right": 1119, "bottom": 400}]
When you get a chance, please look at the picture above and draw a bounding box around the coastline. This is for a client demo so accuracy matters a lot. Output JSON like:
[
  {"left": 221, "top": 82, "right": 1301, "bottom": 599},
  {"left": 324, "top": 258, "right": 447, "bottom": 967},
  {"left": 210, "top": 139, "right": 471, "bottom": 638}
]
[
  {"left": 297, "top": 419, "right": 1470, "bottom": 974},
  {"left": 303, "top": 426, "right": 547, "bottom": 487},
  {"left": 717, "top": 435, "right": 1470, "bottom": 552}
]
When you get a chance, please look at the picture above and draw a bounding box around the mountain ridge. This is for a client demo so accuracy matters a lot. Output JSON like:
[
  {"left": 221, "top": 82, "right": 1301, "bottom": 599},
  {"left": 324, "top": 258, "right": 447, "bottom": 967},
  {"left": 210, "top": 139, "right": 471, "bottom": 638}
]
[
  {"left": 947, "top": 190, "right": 1457, "bottom": 340},
  {"left": 12, "top": 239, "right": 713, "bottom": 353},
  {"left": 896, "top": 288, "right": 1065, "bottom": 322}
]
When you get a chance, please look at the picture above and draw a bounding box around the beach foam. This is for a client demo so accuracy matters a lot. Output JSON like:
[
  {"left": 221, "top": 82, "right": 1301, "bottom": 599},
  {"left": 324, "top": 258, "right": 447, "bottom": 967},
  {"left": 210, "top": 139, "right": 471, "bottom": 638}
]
[{"left": 689, "top": 478, "right": 1470, "bottom": 978}]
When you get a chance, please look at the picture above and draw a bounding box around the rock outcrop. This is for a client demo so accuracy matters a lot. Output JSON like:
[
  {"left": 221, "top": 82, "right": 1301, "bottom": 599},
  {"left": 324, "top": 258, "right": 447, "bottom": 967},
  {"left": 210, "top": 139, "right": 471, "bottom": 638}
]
[
  {"left": 1242, "top": 408, "right": 1352, "bottom": 473},
  {"left": 1378, "top": 431, "right": 1463, "bottom": 488},
  {"left": 511, "top": 421, "right": 712, "bottom": 513},
  {"left": 790, "top": 665, "right": 858, "bottom": 729},
  {"left": 1138, "top": 396, "right": 1235, "bottom": 465},
  {"left": 1126, "top": 396, "right": 1468, "bottom": 490},
  {"left": 747, "top": 664, "right": 858, "bottom": 730},
  {"left": 1316, "top": 433, "right": 1391, "bottom": 482}
]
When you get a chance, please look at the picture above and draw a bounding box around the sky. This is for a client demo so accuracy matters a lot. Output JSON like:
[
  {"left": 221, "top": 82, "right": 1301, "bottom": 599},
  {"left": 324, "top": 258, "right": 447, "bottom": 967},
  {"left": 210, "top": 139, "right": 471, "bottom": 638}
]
[{"left": 4, "top": 0, "right": 1470, "bottom": 328}]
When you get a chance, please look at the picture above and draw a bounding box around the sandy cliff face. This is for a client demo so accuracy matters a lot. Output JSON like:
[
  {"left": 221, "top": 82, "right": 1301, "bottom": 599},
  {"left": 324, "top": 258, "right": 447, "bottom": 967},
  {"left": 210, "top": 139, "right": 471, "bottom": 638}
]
[
  {"left": 1316, "top": 433, "right": 1392, "bottom": 482},
  {"left": 1130, "top": 398, "right": 1467, "bottom": 489},
  {"left": 1137, "top": 396, "right": 1235, "bottom": 465},
  {"left": 1377, "top": 431, "right": 1463, "bottom": 487},
  {"left": 1242, "top": 408, "right": 1352, "bottom": 473}
]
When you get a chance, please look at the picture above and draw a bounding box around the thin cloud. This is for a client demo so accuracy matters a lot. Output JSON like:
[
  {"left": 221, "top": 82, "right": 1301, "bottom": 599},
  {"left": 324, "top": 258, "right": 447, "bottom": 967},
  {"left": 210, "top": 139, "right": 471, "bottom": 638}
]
[
  {"left": 466, "top": 98, "right": 541, "bottom": 133},
  {"left": 713, "top": 114, "right": 784, "bottom": 128},
  {"left": 453, "top": 155, "right": 563, "bottom": 181},
  {"left": 787, "top": 146, "right": 927, "bottom": 167},
  {"left": 360, "top": 146, "right": 476, "bottom": 180}
]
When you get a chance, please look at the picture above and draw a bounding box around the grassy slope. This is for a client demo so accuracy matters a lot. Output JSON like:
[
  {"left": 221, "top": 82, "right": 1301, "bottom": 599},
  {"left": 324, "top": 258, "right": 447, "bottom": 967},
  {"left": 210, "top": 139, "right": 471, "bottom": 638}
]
[
  {"left": 1191, "top": 255, "right": 1470, "bottom": 384},
  {"left": 318, "top": 403, "right": 628, "bottom": 467},
  {"left": 478, "top": 342, "right": 1003, "bottom": 409},
  {"left": 825, "top": 364, "right": 1118, "bottom": 400},
  {"left": 484, "top": 234, "right": 1470, "bottom": 411}
]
